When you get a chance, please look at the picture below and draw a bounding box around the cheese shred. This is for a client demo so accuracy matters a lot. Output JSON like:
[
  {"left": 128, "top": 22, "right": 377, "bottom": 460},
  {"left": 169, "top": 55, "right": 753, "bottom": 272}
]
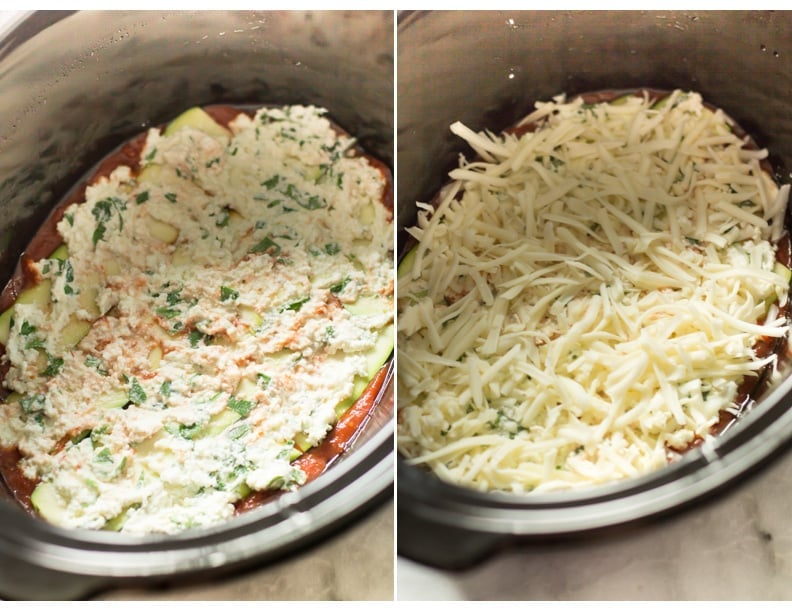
[{"left": 397, "top": 90, "right": 791, "bottom": 493}]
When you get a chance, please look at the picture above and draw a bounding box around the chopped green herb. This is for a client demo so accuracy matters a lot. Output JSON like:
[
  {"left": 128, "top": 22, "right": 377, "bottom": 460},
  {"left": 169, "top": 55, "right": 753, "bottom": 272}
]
[
  {"left": 20, "top": 321, "right": 36, "bottom": 336},
  {"left": 324, "top": 242, "right": 341, "bottom": 256},
  {"left": 85, "top": 355, "right": 109, "bottom": 376},
  {"left": 19, "top": 394, "right": 46, "bottom": 414},
  {"left": 220, "top": 286, "right": 239, "bottom": 302},
  {"left": 92, "top": 223, "right": 107, "bottom": 247},
  {"left": 71, "top": 429, "right": 92, "bottom": 445},
  {"left": 128, "top": 378, "right": 147, "bottom": 405},
  {"left": 155, "top": 306, "right": 180, "bottom": 320},
  {"left": 189, "top": 329, "right": 209, "bottom": 348},
  {"left": 24, "top": 335, "right": 45, "bottom": 350},
  {"left": 257, "top": 373, "right": 271, "bottom": 388},
  {"left": 215, "top": 207, "right": 230, "bottom": 227},
  {"left": 95, "top": 448, "right": 113, "bottom": 463},
  {"left": 227, "top": 423, "right": 251, "bottom": 440},
  {"left": 159, "top": 380, "right": 172, "bottom": 398},
  {"left": 90, "top": 425, "right": 108, "bottom": 446},
  {"left": 250, "top": 236, "right": 281, "bottom": 256},
  {"left": 165, "top": 422, "right": 202, "bottom": 440},
  {"left": 144, "top": 147, "right": 157, "bottom": 162},
  {"left": 283, "top": 297, "right": 310, "bottom": 312},
  {"left": 42, "top": 355, "right": 64, "bottom": 377},
  {"left": 227, "top": 396, "right": 254, "bottom": 417},
  {"left": 261, "top": 175, "right": 280, "bottom": 190},
  {"left": 164, "top": 192, "right": 178, "bottom": 203},
  {"left": 329, "top": 277, "right": 350, "bottom": 294},
  {"left": 65, "top": 213, "right": 74, "bottom": 226},
  {"left": 136, "top": 191, "right": 149, "bottom": 205},
  {"left": 166, "top": 289, "right": 183, "bottom": 306}
]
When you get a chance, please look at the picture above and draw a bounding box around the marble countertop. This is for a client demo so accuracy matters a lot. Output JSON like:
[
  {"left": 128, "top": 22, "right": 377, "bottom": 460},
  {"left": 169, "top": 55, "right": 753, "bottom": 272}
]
[
  {"left": 397, "top": 447, "right": 792, "bottom": 601},
  {"left": 94, "top": 498, "right": 394, "bottom": 601}
]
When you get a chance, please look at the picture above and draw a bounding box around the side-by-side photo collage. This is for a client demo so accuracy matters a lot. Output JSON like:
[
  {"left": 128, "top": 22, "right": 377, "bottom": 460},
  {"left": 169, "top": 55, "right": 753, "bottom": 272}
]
[{"left": 0, "top": 8, "right": 791, "bottom": 604}]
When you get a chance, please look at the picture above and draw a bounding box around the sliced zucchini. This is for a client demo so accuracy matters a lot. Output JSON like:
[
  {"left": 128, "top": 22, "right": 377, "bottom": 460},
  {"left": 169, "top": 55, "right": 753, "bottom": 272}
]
[
  {"left": 345, "top": 294, "right": 391, "bottom": 317},
  {"left": 775, "top": 261, "right": 792, "bottom": 284},
  {"left": 145, "top": 216, "right": 180, "bottom": 244},
  {"left": 397, "top": 245, "right": 417, "bottom": 280},
  {"left": 77, "top": 285, "right": 101, "bottom": 318},
  {"left": 333, "top": 323, "right": 394, "bottom": 418},
  {"left": 359, "top": 201, "right": 376, "bottom": 225},
  {"left": 239, "top": 305, "right": 262, "bottom": 329},
  {"left": 98, "top": 388, "right": 130, "bottom": 410},
  {"left": 171, "top": 245, "right": 191, "bottom": 267},
  {"left": 49, "top": 244, "right": 69, "bottom": 261},
  {"left": 56, "top": 315, "right": 92, "bottom": 352},
  {"left": 609, "top": 94, "right": 635, "bottom": 106},
  {"left": 163, "top": 107, "right": 232, "bottom": 140},
  {"left": 104, "top": 505, "right": 138, "bottom": 531},
  {"left": 147, "top": 345, "right": 163, "bottom": 369},
  {"left": 30, "top": 481, "right": 68, "bottom": 525},
  {"left": 137, "top": 163, "right": 164, "bottom": 186},
  {"left": 198, "top": 409, "right": 242, "bottom": 439},
  {"left": 0, "top": 279, "right": 53, "bottom": 346}
]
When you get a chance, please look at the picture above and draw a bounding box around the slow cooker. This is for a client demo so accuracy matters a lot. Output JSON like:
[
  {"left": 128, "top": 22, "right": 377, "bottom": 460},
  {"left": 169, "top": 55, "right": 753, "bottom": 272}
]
[
  {"left": 396, "top": 10, "right": 792, "bottom": 570},
  {"left": 0, "top": 10, "right": 394, "bottom": 600}
]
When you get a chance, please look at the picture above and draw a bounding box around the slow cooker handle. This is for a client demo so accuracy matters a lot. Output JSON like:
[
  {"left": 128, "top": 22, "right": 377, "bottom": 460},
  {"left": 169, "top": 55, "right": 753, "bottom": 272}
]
[{"left": 397, "top": 504, "right": 507, "bottom": 570}]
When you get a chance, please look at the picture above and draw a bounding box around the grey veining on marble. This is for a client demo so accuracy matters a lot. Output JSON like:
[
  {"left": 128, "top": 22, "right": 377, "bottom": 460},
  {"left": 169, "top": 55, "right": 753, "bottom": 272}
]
[
  {"left": 94, "top": 499, "right": 394, "bottom": 601},
  {"left": 397, "top": 448, "right": 792, "bottom": 600}
]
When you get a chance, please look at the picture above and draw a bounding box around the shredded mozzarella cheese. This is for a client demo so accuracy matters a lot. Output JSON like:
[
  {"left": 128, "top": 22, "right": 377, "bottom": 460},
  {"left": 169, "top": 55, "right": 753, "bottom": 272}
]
[{"left": 397, "top": 90, "right": 790, "bottom": 493}]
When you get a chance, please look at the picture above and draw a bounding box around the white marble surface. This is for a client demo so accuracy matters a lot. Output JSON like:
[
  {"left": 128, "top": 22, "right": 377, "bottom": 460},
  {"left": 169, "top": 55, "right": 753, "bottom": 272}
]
[
  {"left": 95, "top": 499, "right": 394, "bottom": 601},
  {"left": 397, "top": 448, "right": 792, "bottom": 600}
]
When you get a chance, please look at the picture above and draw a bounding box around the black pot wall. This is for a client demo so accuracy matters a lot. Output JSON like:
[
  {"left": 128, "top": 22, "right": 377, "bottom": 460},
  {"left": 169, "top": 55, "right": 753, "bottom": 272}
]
[{"left": 396, "top": 10, "right": 792, "bottom": 569}]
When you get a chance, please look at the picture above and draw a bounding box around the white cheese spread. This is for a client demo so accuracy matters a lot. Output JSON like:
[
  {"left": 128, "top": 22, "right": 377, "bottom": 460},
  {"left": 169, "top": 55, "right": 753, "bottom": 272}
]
[{"left": 0, "top": 105, "right": 393, "bottom": 533}]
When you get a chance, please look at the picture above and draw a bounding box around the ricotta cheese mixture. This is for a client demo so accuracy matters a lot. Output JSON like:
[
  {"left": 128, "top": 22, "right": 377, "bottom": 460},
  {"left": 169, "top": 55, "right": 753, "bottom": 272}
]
[
  {"left": 397, "top": 90, "right": 791, "bottom": 493},
  {"left": 0, "top": 105, "right": 393, "bottom": 533}
]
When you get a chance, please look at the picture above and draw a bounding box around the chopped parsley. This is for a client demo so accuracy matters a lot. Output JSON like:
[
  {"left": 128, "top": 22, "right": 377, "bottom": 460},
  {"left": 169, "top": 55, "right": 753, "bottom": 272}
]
[
  {"left": 85, "top": 355, "right": 109, "bottom": 376},
  {"left": 220, "top": 286, "right": 239, "bottom": 302},
  {"left": 128, "top": 377, "right": 147, "bottom": 405},
  {"left": 250, "top": 236, "right": 281, "bottom": 256},
  {"left": 257, "top": 373, "right": 271, "bottom": 388},
  {"left": 159, "top": 380, "right": 172, "bottom": 398},
  {"left": 155, "top": 306, "right": 180, "bottom": 320},
  {"left": 91, "top": 196, "right": 127, "bottom": 247},
  {"left": 165, "top": 422, "right": 202, "bottom": 440},
  {"left": 283, "top": 297, "right": 310, "bottom": 312},
  {"left": 42, "top": 355, "right": 64, "bottom": 378},
  {"left": 329, "top": 277, "right": 350, "bottom": 294},
  {"left": 227, "top": 396, "right": 254, "bottom": 417}
]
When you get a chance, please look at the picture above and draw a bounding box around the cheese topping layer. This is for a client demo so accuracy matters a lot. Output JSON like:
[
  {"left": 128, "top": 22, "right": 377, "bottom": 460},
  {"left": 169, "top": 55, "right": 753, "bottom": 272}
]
[
  {"left": 397, "top": 90, "right": 790, "bottom": 493},
  {"left": 0, "top": 105, "right": 393, "bottom": 533}
]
